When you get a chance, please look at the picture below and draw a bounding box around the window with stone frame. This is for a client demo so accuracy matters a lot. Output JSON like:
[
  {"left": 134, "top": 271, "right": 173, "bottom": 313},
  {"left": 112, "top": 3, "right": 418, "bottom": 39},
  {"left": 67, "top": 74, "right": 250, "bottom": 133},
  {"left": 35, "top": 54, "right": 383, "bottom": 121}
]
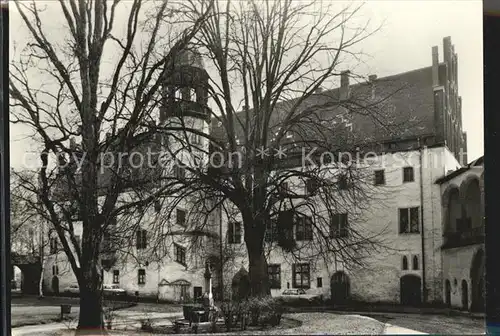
[
  {"left": 49, "top": 236, "right": 58, "bottom": 254},
  {"left": 268, "top": 264, "right": 281, "bottom": 289},
  {"left": 138, "top": 269, "right": 146, "bottom": 285},
  {"left": 174, "top": 243, "right": 187, "bottom": 266},
  {"left": 292, "top": 263, "right": 310, "bottom": 289},
  {"left": 136, "top": 229, "right": 147, "bottom": 249},
  {"left": 330, "top": 213, "right": 348, "bottom": 238},
  {"left": 403, "top": 167, "right": 415, "bottom": 183},
  {"left": 176, "top": 208, "right": 187, "bottom": 227},
  {"left": 412, "top": 255, "right": 419, "bottom": 270},
  {"left": 265, "top": 219, "right": 279, "bottom": 242},
  {"left": 399, "top": 207, "right": 420, "bottom": 233},
  {"left": 317, "top": 277, "right": 323, "bottom": 288},
  {"left": 295, "top": 215, "right": 313, "bottom": 241},
  {"left": 113, "top": 270, "right": 120, "bottom": 284},
  {"left": 306, "top": 178, "right": 319, "bottom": 195},
  {"left": 402, "top": 256, "right": 408, "bottom": 270},
  {"left": 374, "top": 170, "right": 385, "bottom": 185},
  {"left": 227, "top": 221, "right": 242, "bottom": 244},
  {"left": 191, "top": 133, "right": 202, "bottom": 145}
]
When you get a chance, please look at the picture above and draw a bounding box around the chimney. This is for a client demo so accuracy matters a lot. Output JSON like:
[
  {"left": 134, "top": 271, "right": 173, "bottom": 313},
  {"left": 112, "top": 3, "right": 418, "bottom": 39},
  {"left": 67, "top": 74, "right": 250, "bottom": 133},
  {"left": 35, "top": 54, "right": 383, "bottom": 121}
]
[
  {"left": 315, "top": 87, "right": 323, "bottom": 94},
  {"left": 432, "top": 45, "right": 439, "bottom": 87},
  {"left": 340, "top": 70, "right": 350, "bottom": 100},
  {"left": 69, "top": 137, "right": 76, "bottom": 150},
  {"left": 443, "top": 36, "right": 452, "bottom": 79},
  {"left": 368, "top": 74, "right": 377, "bottom": 82},
  {"left": 106, "top": 132, "right": 111, "bottom": 140}
]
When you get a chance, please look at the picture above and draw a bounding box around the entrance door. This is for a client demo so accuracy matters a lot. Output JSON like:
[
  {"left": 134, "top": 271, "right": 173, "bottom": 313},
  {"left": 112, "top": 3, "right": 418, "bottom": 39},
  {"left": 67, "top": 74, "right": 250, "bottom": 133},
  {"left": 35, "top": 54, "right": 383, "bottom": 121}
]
[
  {"left": 51, "top": 276, "right": 59, "bottom": 294},
  {"left": 462, "top": 280, "right": 469, "bottom": 310},
  {"left": 331, "top": 272, "right": 350, "bottom": 304},
  {"left": 400, "top": 275, "right": 422, "bottom": 306},
  {"left": 445, "top": 280, "right": 451, "bottom": 307},
  {"left": 471, "top": 249, "right": 485, "bottom": 312}
]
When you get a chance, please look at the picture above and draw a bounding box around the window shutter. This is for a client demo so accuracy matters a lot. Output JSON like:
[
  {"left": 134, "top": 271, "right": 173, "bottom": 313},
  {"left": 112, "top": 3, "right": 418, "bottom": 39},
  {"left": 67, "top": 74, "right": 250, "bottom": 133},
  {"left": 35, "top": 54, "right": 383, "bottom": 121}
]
[
  {"left": 292, "top": 264, "right": 296, "bottom": 287},
  {"left": 305, "top": 216, "right": 313, "bottom": 240},
  {"left": 399, "top": 209, "right": 408, "bottom": 233},
  {"left": 410, "top": 207, "right": 419, "bottom": 232}
]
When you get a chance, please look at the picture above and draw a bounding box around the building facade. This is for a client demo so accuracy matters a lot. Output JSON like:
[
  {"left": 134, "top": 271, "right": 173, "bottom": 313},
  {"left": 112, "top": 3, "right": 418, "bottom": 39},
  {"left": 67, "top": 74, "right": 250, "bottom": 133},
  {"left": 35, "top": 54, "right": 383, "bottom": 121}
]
[
  {"left": 437, "top": 157, "right": 484, "bottom": 311},
  {"left": 41, "top": 37, "right": 482, "bottom": 309}
]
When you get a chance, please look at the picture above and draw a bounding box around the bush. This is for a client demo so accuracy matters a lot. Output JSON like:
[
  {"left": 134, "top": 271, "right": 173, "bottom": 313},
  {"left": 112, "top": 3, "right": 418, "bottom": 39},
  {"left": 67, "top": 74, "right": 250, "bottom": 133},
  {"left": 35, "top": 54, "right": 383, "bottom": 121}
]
[
  {"left": 218, "top": 296, "right": 284, "bottom": 331},
  {"left": 245, "top": 296, "right": 283, "bottom": 328},
  {"left": 219, "top": 300, "right": 242, "bottom": 332}
]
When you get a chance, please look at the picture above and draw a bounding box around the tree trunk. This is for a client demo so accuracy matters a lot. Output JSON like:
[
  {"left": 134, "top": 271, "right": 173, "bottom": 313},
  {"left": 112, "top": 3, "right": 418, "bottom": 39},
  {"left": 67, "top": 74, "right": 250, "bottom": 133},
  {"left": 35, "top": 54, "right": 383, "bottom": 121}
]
[
  {"left": 77, "top": 261, "right": 104, "bottom": 331},
  {"left": 245, "top": 236, "right": 271, "bottom": 297},
  {"left": 77, "top": 285, "right": 104, "bottom": 331},
  {"left": 38, "top": 255, "right": 44, "bottom": 298}
]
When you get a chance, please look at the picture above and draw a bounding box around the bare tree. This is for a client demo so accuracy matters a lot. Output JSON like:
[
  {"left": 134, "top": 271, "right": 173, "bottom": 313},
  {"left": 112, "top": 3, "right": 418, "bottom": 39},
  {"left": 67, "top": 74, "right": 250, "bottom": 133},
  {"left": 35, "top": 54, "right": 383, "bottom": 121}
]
[
  {"left": 10, "top": 0, "right": 214, "bottom": 330},
  {"left": 10, "top": 170, "right": 50, "bottom": 298},
  {"left": 150, "top": 0, "right": 422, "bottom": 298}
]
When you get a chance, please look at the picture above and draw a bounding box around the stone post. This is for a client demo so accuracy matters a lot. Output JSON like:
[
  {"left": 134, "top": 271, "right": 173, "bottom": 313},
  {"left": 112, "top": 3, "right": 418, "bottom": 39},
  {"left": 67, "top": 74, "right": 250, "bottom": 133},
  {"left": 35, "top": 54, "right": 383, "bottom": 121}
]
[{"left": 204, "top": 263, "right": 214, "bottom": 307}]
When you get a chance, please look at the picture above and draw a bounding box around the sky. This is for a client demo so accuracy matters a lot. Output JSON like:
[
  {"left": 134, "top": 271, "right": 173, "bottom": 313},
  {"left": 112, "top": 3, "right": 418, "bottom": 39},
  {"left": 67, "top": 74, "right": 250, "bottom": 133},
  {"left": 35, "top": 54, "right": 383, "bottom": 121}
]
[{"left": 9, "top": 0, "right": 484, "bottom": 169}]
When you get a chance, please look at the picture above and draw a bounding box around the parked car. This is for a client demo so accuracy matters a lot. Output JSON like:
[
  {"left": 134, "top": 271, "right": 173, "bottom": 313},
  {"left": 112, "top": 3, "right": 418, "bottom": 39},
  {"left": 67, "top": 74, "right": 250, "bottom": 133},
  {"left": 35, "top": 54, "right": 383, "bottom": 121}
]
[
  {"left": 63, "top": 284, "right": 80, "bottom": 296},
  {"left": 103, "top": 284, "right": 127, "bottom": 297},
  {"left": 278, "top": 288, "right": 323, "bottom": 304}
]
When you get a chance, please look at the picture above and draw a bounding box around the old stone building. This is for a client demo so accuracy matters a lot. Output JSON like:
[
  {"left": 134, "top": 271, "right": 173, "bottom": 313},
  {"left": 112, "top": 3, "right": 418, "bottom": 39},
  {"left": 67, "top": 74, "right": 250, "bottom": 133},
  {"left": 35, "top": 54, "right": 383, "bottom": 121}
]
[
  {"left": 437, "top": 156, "right": 484, "bottom": 311},
  {"left": 41, "top": 36, "right": 483, "bottom": 309},
  {"left": 42, "top": 48, "right": 214, "bottom": 302},
  {"left": 212, "top": 36, "right": 474, "bottom": 307}
]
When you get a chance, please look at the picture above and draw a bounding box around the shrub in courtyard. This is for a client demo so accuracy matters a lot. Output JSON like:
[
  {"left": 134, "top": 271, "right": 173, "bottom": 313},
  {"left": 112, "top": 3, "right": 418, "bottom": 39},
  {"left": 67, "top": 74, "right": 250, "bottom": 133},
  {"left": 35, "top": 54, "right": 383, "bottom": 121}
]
[
  {"left": 246, "top": 296, "right": 283, "bottom": 328},
  {"left": 219, "top": 300, "right": 240, "bottom": 332}
]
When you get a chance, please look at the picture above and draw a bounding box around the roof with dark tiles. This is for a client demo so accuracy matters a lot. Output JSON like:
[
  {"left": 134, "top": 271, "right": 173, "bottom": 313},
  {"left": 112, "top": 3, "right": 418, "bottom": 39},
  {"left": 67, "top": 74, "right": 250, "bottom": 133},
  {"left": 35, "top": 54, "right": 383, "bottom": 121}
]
[{"left": 210, "top": 66, "right": 436, "bottom": 148}]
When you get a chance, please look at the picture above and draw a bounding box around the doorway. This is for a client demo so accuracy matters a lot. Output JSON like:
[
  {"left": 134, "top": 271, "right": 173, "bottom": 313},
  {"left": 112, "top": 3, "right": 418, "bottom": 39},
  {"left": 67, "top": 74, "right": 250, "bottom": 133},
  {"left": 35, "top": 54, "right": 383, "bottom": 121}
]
[
  {"left": 445, "top": 280, "right": 451, "bottom": 307},
  {"left": 400, "top": 275, "right": 422, "bottom": 306},
  {"left": 461, "top": 280, "right": 469, "bottom": 310},
  {"left": 330, "top": 272, "right": 350, "bottom": 304},
  {"left": 51, "top": 276, "right": 59, "bottom": 294}
]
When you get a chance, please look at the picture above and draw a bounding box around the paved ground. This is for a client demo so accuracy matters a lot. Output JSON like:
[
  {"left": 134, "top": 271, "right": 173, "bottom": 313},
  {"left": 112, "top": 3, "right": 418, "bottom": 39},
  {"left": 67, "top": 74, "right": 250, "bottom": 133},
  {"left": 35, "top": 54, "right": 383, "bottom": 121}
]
[
  {"left": 11, "top": 297, "right": 484, "bottom": 335},
  {"left": 361, "top": 311, "right": 485, "bottom": 335},
  {"left": 11, "top": 296, "right": 143, "bottom": 328},
  {"left": 11, "top": 296, "right": 82, "bottom": 327},
  {"left": 12, "top": 312, "right": 387, "bottom": 335}
]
